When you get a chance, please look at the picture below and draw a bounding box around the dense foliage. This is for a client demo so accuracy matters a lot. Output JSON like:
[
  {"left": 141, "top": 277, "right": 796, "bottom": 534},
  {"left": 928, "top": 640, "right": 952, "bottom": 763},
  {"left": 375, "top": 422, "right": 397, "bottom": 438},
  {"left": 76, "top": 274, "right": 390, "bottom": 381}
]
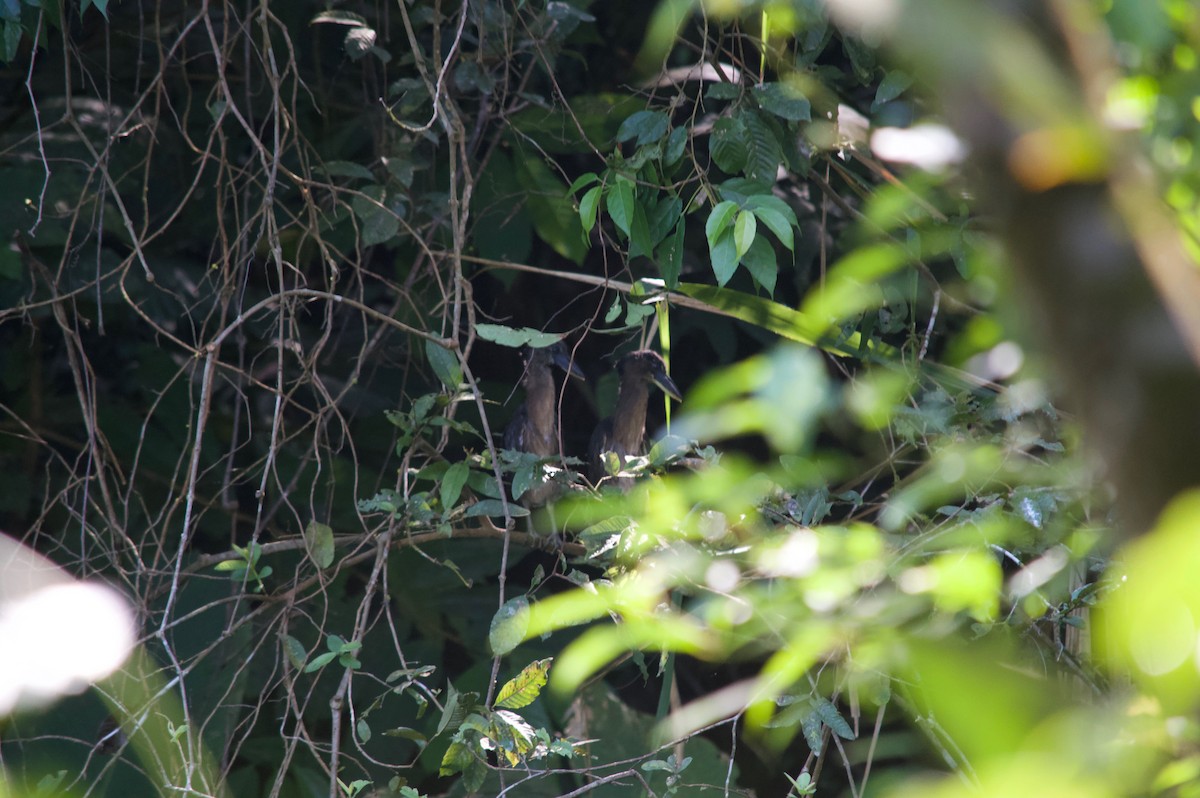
[{"left": 2, "top": 1, "right": 1199, "bottom": 797}]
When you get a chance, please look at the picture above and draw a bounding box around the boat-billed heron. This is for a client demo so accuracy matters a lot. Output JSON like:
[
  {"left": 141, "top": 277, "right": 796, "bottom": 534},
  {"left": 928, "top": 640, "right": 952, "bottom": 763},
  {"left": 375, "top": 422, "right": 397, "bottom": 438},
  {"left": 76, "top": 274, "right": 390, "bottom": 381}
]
[
  {"left": 588, "top": 350, "right": 682, "bottom": 486},
  {"left": 504, "top": 341, "right": 585, "bottom": 506}
]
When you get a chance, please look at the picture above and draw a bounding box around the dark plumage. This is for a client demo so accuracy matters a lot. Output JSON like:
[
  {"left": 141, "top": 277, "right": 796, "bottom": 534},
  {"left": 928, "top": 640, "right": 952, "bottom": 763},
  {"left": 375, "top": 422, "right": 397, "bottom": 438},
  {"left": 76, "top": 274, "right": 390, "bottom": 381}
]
[
  {"left": 588, "top": 350, "right": 682, "bottom": 486},
  {"left": 503, "top": 342, "right": 584, "bottom": 506}
]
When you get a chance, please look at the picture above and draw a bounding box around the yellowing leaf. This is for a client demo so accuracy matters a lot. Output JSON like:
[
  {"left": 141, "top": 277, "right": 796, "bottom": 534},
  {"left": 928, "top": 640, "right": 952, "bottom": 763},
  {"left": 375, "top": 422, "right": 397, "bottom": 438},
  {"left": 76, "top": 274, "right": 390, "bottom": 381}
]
[{"left": 494, "top": 657, "right": 553, "bottom": 709}]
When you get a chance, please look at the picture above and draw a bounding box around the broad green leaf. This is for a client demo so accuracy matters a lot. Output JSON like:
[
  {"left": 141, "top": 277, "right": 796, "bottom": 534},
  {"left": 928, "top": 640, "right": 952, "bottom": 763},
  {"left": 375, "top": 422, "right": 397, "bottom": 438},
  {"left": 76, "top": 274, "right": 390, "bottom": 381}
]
[
  {"left": 741, "top": 235, "right": 777, "bottom": 296},
  {"left": 647, "top": 196, "right": 682, "bottom": 249},
  {"left": 705, "top": 82, "right": 740, "bottom": 101},
  {"left": 466, "top": 499, "right": 529, "bottom": 518},
  {"left": 356, "top": 718, "right": 372, "bottom": 743},
  {"left": 873, "top": 69, "right": 913, "bottom": 110},
  {"left": 304, "top": 651, "right": 337, "bottom": 673},
  {"left": 742, "top": 193, "right": 798, "bottom": 224},
  {"left": 657, "top": 218, "right": 685, "bottom": 290},
  {"left": 511, "top": 458, "right": 537, "bottom": 502},
  {"left": 352, "top": 185, "right": 400, "bottom": 247},
  {"left": 664, "top": 125, "right": 688, "bottom": 166},
  {"left": 801, "top": 708, "right": 824, "bottom": 754},
  {"left": 494, "top": 657, "right": 553, "bottom": 709},
  {"left": 616, "top": 110, "right": 670, "bottom": 146},
  {"left": 440, "top": 461, "right": 470, "bottom": 511},
  {"left": 514, "top": 154, "right": 587, "bottom": 263},
  {"left": 424, "top": 340, "right": 462, "bottom": 388},
  {"left": 710, "top": 229, "right": 738, "bottom": 285},
  {"left": 489, "top": 596, "right": 531, "bottom": 656},
  {"left": 606, "top": 178, "right": 635, "bottom": 236},
  {"left": 304, "top": 520, "right": 335, "bottom": 569},
  {"left": 629, "top": 201, "right": 654, "bottom": 259},
  {"left": 752, "top": 82, "right": 812, "bottom": 121},
  {"left": 567, "top": 171, "right": 600, "bottom": 194},
  {"left": 705, "top": 200, "right": 739, "bottom": 248},
  {"left": 319, "top": 160, "right": 375, "bottom": 181},
  {"left": 815, "top": 697, "right": 855, "bottom": 739},
  {"left": 709, "top": 116, "right": 749, "bottom": 174},
  {"left": 734, "top": 210, "right": 757, "bottom": 258},
  {"left": 579, "top": 185, "right": 602, "bottom": 233},
  {"left": 739, "top": 108, "right": 783, "bottom": 183},
  {"left": 439, "top": 740, "right": 473, "bottom": 777},
  {"left": 675, "top": 283, "right": 834, "bottom": 351},
  {"left": 475, "top": 324, "right": 563, "bottom": 348},
  {"left": 749, "top": 206, "right": 795, "bottom": 251}
]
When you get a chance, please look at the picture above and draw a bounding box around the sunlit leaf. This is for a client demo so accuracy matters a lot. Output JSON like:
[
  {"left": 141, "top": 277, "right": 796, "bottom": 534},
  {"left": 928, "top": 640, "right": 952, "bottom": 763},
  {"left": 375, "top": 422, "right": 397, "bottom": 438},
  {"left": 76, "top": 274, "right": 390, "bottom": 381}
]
[
  {"left": 579, "top": 185, "right": 602, "bottom": 233},
  {"left": 494, "top": 658, "right": 553, "bottom": 709},
  {"left": 734, "top": 209, "right": 757, "bottom": 258},
  {"left": 489, "top": 596, "right": 531, "bottom": 656}
]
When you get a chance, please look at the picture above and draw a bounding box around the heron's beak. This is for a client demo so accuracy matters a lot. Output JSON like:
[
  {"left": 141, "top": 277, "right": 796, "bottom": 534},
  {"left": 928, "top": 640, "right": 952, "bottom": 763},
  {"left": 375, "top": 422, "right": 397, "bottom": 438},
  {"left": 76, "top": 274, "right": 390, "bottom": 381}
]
[
  {"left": 552, "top": 347, "right": 586, "bottom": 382},
  {"left": 651, "top": 368, "right": 682, "bottom": 401}
]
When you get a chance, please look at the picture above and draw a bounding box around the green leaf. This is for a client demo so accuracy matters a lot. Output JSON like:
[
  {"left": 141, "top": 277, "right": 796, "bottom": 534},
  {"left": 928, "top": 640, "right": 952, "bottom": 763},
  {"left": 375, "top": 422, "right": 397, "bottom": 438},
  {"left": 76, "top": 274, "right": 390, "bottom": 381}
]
[
  {"left": 710, "top": 229, "right": 739, "bottom": 286},
  {"left": 734, "top": 210, "right": 757, "bottom": 258},
  {"left": 815, "top": 697, "right": 855, "bottom": 739},
  {"left": 356, "top": 718, "right": 372, "bottom": 743},
  {"left": 801, "top": 708, "right": 824, "bottom": 755},
  {"left": 424, "top": 340, "right": 462, "bottom": 388},
  {"left": 873, "top": 69, "right": 913, "bottom": 110},
  {"left": 3, "top": 21, "right": 22, "bottom": 62},
  {"left": 616, "top": 110, "right": 670, "bottom": 146},
  {"left": 514, "top": 154, "right": 587, "bottom": 263},
  {"left": 749, "top": 206, "right": 795, "bottom": 251},
  {"left": 304, "top": 651, "right": 337, "bottom": 673},
  {"left": 579, "top": 185, "right": 602, "bottom": 234},
  {"left": 606, "top": 178, "right": 635, "bottom": 236},
  {"left": 753, "top": 82, "right": 812, "bottom": 121},
  {"left": 304, "top": 520, "right": 335, "bottom": 569},
  {"left": 705, "top": 82, "right": 740, "bottom": 101},
  {"left": 466, "top": 499, "right": 529, "bottom": 518},
  {"left": 705, "top": 200, "right": 740, "bottom": 248},
  {"left": 657, "top": 217, "right": 685, "bottom": 290},
  {"left": 709, "top": 117, "right": 749, "bottom": 174},
  {"left": 664, "top": 126, "right": 688, "bottom": 166},
  {"left": 283, "top": 635, "right": 307, "bottom": 670},
  {"left": 475, "top": 324, "right": 563, "bottom": 348},
  {"left": 439, "top": 740, "right": 473, "bottom": 777},
  {"left": 675, "top": 283, "right": 831, "bottom": 350},
  {"left": 440, "top": 461, "right": 470, "bottom": 511},
  {"left": 319, "top": 161, "right": 376, "bottom": 181},
  {"left": 647, "top": 196, "right": 682, "bottom": 249},
  {"left": 494, "top": 658, "right": 553, "bottom": 709},
  {"left": 352, "top": 186, "right": 401, "bottom": 247},
  {"left": 567, "top": 172, "right": 600, "bottom": 194},
  {"left": 489, "top": 596, "right": 531, "bottom": 656},
  {"left": 629, "top": 201, "right": 654, "bottom": 259},
  {"left": 741, "top": 235, "right": 777, "bottom": 296},
  {"left": 739, "top": 108, "right": 783, "bottom": 183}
]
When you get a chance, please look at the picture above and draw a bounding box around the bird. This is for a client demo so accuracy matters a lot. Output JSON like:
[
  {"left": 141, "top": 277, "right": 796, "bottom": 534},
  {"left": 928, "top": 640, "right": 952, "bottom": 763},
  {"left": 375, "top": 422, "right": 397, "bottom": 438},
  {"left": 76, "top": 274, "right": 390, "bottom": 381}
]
[
  {"left": 588, "top": 349, "right": 682, "bottom": 487},
  {"left": 503, "top": 341, "right": 585, "bottom": 507}
]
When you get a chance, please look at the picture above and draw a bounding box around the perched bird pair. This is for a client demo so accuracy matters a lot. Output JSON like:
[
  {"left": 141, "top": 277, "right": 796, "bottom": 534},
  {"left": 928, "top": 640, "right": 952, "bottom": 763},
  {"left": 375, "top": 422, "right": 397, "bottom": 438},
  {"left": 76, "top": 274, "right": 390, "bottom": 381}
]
[{"left": 503, "top": 344, "right": 682, "bottom": 503}]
